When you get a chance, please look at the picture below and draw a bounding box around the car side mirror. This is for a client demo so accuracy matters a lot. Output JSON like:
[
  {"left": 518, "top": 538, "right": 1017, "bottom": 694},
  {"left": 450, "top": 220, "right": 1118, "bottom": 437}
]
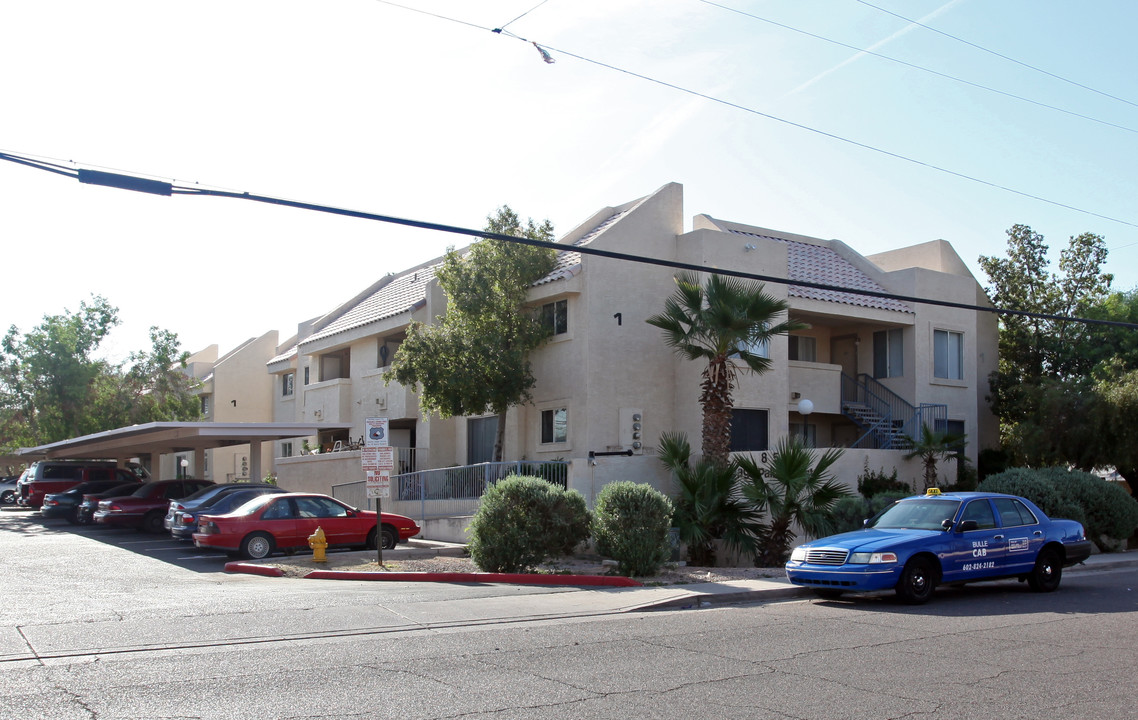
[
  {"left": 942, "top": 518, "right": 956, "bottom": 531},
  {"left": 862, "top": 518, "right": 869, "bottom": 527},
  {"left": 956, "top": 520, "right": 978, "bottom": 532}
]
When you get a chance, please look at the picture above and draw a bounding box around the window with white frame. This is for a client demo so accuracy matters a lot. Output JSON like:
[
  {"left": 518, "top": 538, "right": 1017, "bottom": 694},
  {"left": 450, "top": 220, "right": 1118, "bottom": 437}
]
[
  {"left": 200, "top": 395, "right": 211, "bottom": 416},
  {"left": 873, "top": 328, "right": 903, "bottom": 378},
  {"left": 789, "top": 335, "right": 817, "bottom": 362},
  {"left": 541, "top": 408, "right": 568, "bottom": 444},
  {"left": 541, "top": 299, "right": 568, "bottom": 336},
  {"left": 282, "top": 373, "right": 294, "bottom": 397},
  {"left": 933, "top": 329, "right": 964, "bottom": 380},
  {"left": 281, "top": 441, "right": 294, "bottom": 458}
]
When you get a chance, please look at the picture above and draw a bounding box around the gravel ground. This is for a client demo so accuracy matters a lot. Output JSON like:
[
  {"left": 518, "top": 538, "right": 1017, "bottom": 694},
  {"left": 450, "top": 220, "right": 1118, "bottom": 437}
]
[{"left": 264, "top": 552, "right": 788, "bottom": 584}]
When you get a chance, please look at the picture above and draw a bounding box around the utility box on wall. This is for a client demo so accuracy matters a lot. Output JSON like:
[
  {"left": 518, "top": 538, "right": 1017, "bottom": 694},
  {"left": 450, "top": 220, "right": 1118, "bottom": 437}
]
[{"left": 619, "top": 407, "right": 644, "bottom": 454}]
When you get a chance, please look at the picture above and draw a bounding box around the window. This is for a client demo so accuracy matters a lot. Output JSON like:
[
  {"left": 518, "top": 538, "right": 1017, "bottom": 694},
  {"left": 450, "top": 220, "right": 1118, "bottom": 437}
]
[
  {"left": 281, "top": 441, "right": 293, "bottom": 458},
  {"left": 788, "top": 335, "right": 817, "bottom": 362},
  {"left": 789, "top": 422, "right": 816, "bottom": 448},
  {"left": 201, "top": 395, "right": 211, "bottom": 416},
  {"left": 541, "top": 408, "right": 568, "bottom": 444},
  {"left": 733, "top": 322, "right": 770, "bottom": 360},
  {"left": 541, "top": 299, "right": 568, "bottom": 336},
  {"left": 282, "top": 373, "right": 294, "bottom": 397},
  {"left": 960, "top": 500, "right": 997, "bottom": 530},
  {"left": 304, "top": 366, "right": 310, "bottom": 385},
  {"left": 993, "top": 497, "right": 1038, "bottom": 527},
  {"left": 873, "top": 329, "right": 903, "bottom": 378},
  {"left": 729, "top": 409, "right": 769, "bottom": 452},
  {"left": 934, "top": 329, "right": 964, "bottom": 380}
]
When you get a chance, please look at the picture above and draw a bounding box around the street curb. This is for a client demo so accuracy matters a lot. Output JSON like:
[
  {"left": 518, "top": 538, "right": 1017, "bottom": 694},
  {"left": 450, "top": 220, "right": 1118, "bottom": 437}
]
[
  {"left": 224, "top": 561, "right": 285, "bottom": 577},
  {"left": 300, "top": 569, "right": 643, "bottom": 586}
]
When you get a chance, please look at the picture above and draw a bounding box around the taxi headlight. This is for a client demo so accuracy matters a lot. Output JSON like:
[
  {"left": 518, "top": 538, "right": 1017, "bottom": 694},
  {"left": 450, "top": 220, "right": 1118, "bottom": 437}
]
[
  {"left": 849, "top": 552, "right": 898, "bottom": 564},
  {"left": 790, "top": 547, "right": 807, "bottom": 562}
]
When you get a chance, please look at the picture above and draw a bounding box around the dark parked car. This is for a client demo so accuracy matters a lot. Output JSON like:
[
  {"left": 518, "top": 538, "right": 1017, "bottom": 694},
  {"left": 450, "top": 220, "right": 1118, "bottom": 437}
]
[
  {"left": 94, "top": 479, "right": 214, "bottom": 533},
  {"left": 166, "top": 484, "right": 287, "bottom": 539},
  {"left": 193, "top": 492, "right": 420, "bottom": 559},
  {"left": 17, "top": 460, "right": 146, "bottom": 508},
  {"left": 1, "top": 475, "right": 20, "bottom": 505},
  {"left": 785, "top": 489, "right": 1093, "bottom": 604},
  {"left": 75, "top": 482, "right": 146, "bottom": 525},
  {"left": 41, "top": 479, "right": 143, "bottom": 524}
]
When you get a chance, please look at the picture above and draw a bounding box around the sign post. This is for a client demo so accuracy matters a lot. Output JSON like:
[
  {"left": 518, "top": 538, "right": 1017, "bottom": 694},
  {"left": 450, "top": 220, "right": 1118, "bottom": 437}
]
[{"left": 364, "top": 418, "right": 392, "bottom": 564}]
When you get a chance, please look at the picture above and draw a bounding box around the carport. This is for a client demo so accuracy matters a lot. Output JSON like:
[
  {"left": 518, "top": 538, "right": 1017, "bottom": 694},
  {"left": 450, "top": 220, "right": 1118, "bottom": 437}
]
[{"left": 19, "top": 422, "right": 352, "bottom": 482}]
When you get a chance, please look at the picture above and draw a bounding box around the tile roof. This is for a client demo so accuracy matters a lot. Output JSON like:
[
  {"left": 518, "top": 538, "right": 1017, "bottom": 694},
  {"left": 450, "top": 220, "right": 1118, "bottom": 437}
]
[
  {"left": 301, "top": 263, "right": 441, "bottom": 346},
  {"left": 729, "top": 229, "right": 912, "bottom": 314},
  {"left": 533, "top": 209, "right": 629, "bottom": 286}
]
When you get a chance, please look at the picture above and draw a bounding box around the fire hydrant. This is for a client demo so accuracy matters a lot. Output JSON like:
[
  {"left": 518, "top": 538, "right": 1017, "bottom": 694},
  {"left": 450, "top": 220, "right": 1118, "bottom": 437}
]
[{"left": 308, "top": 526, "right": 328, "bottom": 563}]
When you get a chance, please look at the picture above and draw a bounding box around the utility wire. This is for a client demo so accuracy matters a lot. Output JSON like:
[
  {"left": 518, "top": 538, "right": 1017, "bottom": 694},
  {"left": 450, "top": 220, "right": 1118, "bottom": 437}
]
[
  {"left": 369, "top": 0, "right": 1138, "bottom": 231},
  {"left": 496, "top": 0, "right": 554, "bottom": 32},
  {"left": 1, "top": 149, "right": 1133, "bottom": 330},
  {"left": 854, "top": 0, "right": 1138, "bottom": 109},
  {"left": 698, "top": 0, "right": 1138, "bottom": 135}
]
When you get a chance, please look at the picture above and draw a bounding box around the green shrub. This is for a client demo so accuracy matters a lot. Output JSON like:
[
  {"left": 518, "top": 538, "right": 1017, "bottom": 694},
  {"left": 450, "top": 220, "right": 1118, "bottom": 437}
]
[
  {"left": 592, "top": 482, "right": 674, "bottom": 577},
  {"left": 466, "top": 475, "right": 591, "bottom": 573},
  {"left": 979, "top": 467, "right": 1138, "bottom": 550},
  {"left": 856, "top": 459, "right": 909, "bottom": 498}
]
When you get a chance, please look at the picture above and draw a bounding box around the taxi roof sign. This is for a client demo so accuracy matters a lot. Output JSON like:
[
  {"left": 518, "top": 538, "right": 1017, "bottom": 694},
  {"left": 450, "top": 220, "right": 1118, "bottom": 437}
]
[{"left": 926, "top": 487, "right": 942, "bottom": 496}]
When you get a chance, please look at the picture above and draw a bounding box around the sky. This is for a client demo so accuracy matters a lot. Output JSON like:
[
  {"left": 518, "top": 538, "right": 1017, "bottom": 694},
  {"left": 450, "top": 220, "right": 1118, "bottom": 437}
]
[{"left": 3, "top": 0, "right": 1136, "bottom": 362}]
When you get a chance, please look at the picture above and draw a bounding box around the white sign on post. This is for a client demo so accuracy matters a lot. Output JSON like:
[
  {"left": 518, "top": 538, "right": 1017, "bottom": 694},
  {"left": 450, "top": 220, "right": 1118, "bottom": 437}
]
[
  {"left": 366, "top": 471, "right": 391, "bottom": 499},
  {"left": 365, "top": 417, "right": 390, "bottom": 447}
]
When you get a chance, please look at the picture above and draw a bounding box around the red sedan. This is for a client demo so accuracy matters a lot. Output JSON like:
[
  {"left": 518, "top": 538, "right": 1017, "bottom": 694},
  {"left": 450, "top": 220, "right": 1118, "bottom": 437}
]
[{"left": 192, "top": 492, "right": 420, "bottom": 559}]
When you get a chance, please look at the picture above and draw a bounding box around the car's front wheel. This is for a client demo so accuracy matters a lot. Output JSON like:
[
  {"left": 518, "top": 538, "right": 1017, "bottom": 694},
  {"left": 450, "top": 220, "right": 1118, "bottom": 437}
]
[
  {"left": 380, "top": 525, "right": 398, "bottom": 550},
  {"left": 1027, "top": 547, "right": 1062, "bottom": 592},
  {"left": 896, "top": 557, "right": 937, "bottom": 604},
  {"left": 240, "top": 532, "right": 275, "bottom": 560}
]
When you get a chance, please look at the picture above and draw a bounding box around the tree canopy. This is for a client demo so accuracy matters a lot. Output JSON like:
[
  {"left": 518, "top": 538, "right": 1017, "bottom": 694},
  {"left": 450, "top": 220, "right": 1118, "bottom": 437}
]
[
  {"left": 385, "top": 206, "right": 557, "bottom": 462},
  {"left": 0, "top": 295, "right": 201, "bottom": 453}
]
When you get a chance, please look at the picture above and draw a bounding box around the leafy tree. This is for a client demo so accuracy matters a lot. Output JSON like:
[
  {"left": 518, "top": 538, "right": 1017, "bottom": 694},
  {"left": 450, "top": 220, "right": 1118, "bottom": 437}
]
[
  {"left": 737, "top": 436, "right": 850, "bottom": 566},
  {"left": 647, "top": 272, "right": 802, "bottom": 467},
  {"left": 904, "top": 423, "right": 967, "bottom": 490},
  {"left": 0, "top": 296, "right": 200, "bottom": 453},
  {"left": 658, "top": 432, "right": 762, "bottom": 566},
  {"left": 979, "top": 225, "right": 1113, "bottom": 460},
  {"left": 385, "top": 207, "right": 556, "bottom": 462}
]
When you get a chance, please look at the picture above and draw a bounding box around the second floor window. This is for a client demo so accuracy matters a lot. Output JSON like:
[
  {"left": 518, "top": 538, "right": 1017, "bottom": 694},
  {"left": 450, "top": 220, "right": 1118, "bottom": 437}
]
[
  {"left": 788, "top": 335, "right": 816, "bottom": 362},
  {"left": 282, "top": 373, "right": 295, "bottom": 397},
  {"left": 541, "top": 299, "right": 568, "bottom": 336},
  {"left": 933, "top": 329, "right": 964, "bottom": 380},
  {"left": 201, "top": 395, "right": 211, "bottom": 416}
]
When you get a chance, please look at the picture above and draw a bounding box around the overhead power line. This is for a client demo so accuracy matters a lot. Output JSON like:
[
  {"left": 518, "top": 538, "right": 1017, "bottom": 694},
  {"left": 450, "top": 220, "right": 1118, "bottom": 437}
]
[
  {"left": 854, "top": 0, "right": 1138, "bottom": 109},
  {"left": 1, "top": 149, "right": 1133, "bottom": 331},
  {"left": 698, "top": 0, "right": 1138, "bottom": 135},
  {"left": 370, "top": 0, "right": 1138, "bottom": 231}
]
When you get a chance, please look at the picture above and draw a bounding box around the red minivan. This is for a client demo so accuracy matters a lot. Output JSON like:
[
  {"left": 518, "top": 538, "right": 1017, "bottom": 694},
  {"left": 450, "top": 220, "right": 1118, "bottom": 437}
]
[{"left": 17, "top": 461, "right": 147, "bottom": 508}]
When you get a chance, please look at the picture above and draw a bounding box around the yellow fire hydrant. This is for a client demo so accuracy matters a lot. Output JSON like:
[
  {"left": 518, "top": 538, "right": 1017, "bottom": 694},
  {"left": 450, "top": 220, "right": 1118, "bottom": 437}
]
[{"left": 308, "top": 526, "right": 328, "bottom": 563}]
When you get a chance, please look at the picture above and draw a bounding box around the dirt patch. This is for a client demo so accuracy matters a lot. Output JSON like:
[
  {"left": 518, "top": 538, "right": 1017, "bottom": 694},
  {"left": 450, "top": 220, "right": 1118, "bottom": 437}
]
[{"left": 262, "top": 552, "right": 787, "bottom": 584}]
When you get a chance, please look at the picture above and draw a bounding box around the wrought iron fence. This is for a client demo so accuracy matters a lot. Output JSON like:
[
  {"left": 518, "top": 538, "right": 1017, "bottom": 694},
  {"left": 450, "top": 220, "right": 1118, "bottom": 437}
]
[{"left": 332, "top": 460, "right": 569, "bottom": 521}]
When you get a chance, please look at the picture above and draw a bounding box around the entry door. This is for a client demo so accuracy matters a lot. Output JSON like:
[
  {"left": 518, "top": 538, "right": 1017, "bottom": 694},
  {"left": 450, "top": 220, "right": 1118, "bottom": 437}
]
[
  {"left": 467, "top": 416, "right": 498, "bottom": 465},
  {"left": 945, "top": 498, "right": 1007, "bottom": 581},
  {"left": 833, "top": 336, "right": 858, "bottom": 377}
]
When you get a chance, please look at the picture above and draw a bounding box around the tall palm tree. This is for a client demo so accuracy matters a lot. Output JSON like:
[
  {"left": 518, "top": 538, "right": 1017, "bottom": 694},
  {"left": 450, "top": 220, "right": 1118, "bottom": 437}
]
[
  {"left": 647, "top": 272, "right": 803, "bottom": 467},
  {"left": 737, "top": 436, "right": 851, "bottom": 566}
]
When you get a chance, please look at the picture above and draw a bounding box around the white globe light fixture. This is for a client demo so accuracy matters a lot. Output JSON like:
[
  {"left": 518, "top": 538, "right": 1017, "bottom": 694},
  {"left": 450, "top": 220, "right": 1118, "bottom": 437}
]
[{"left": 797, "top": 398, "right": 814, "bottom": 416}]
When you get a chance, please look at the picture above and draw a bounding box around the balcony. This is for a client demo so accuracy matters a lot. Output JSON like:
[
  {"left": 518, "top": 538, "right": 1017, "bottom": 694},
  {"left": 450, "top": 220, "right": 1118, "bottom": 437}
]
[
  {"left": 787, "top": 360, "right": 842, "bottom": 414},
  {"left": 302, "top": 378, "right": 353, "bottom": 423}
]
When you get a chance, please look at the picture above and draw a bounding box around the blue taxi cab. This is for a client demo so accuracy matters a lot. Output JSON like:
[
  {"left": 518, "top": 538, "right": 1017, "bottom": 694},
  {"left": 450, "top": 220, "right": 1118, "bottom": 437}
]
[{"left": 785, "top": 489, "right": 1093, "bottom": 604}]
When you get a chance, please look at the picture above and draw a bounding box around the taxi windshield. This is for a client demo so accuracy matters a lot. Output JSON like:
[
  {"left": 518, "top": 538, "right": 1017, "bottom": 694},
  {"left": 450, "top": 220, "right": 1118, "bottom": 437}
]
[{"left": 869, "top": 498, "right": 961, "bottom": 531}]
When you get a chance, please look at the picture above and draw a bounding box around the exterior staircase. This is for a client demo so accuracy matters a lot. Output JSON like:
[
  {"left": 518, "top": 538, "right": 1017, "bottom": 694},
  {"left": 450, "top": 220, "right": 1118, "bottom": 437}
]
[{"left": 840, "top": 373, "right": 946, "bottom": 450}]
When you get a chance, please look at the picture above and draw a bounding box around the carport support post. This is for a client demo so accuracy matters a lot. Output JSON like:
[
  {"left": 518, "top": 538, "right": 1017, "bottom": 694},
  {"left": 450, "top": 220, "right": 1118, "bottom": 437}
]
[
  {"left": 248, "top": 440, "right": 262, "bottom": 483},
  {"left": 376, "top": 497, "right": 382, "bottom": 565}
]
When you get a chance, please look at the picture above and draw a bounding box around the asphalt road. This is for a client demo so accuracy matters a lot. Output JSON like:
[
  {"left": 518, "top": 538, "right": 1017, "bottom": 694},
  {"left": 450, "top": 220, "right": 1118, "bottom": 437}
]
[{"left": 2, "top": 510, "right": 1136, "bottom": 719}]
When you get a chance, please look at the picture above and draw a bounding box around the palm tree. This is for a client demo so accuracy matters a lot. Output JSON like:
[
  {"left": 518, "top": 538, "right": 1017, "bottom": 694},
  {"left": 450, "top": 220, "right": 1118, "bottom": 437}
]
[
  {"left": 904, "top": 423, "right": 967, "bottom": 490},
  {"left": 658, "top": 432, "right": 763, "bottom": 566},
  {"left": 737, "top": 436, "right": 851, "bottom": 567},
  {"left": 647, "top": 272, "right": 803, "bottom": 467}
]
